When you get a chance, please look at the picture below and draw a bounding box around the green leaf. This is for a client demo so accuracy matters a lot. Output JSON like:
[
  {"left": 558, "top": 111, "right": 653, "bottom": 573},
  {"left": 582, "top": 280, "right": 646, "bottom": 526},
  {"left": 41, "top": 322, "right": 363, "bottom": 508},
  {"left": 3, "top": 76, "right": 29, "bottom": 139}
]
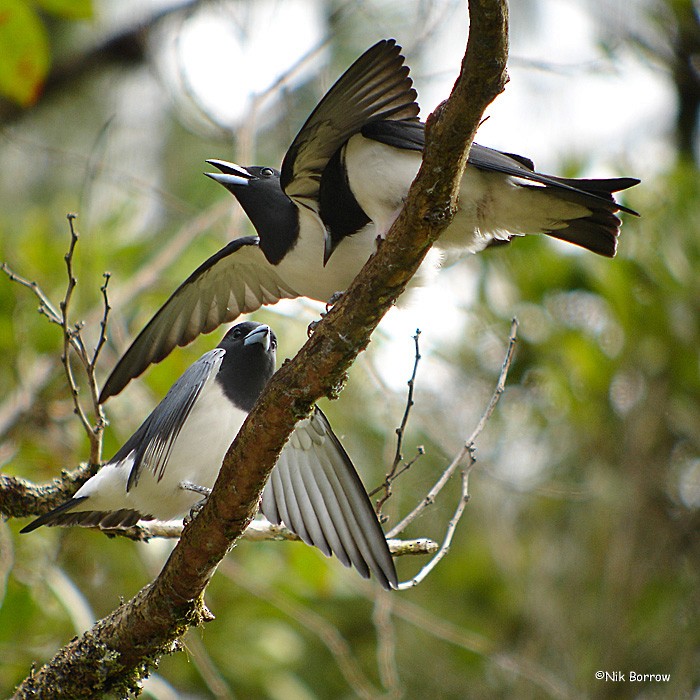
[
  {"left": 0, "top": 0, "right": 50, "bottom": 106},
  {"left": 35, "top": 0, "right": 93, "bottom": 20}
]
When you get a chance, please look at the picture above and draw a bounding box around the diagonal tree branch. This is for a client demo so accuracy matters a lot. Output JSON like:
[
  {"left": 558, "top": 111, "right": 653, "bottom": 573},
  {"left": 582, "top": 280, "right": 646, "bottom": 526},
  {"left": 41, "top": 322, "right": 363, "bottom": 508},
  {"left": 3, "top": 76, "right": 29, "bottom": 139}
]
[{"left": 12, "top": 2, "right": 509, "bottom": 697}]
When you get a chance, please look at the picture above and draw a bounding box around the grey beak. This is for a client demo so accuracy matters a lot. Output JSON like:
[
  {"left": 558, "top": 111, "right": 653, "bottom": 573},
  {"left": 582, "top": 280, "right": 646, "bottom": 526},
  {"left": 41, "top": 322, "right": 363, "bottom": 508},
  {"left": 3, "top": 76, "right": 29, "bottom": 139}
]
[
  {"left": 244, "top": 324, "right": 271, "bottom": 352},
  {"left": 205, "top": 159, "right": 253, "bottom": 187}
]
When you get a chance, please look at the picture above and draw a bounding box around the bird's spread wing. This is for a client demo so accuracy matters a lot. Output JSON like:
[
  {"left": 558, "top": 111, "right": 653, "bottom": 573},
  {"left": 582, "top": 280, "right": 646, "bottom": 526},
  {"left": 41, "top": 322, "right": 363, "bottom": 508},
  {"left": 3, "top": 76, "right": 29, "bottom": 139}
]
[
  {"left": 260, "top": 407, "right": 397, "bottom": 590},
  {"left": 100, "top": 237, "right": 298, "bottom": 402},
  {"left": 116, "top": 348, "right": 225, "bottom": 490},
  {"left": 280, "top": 39, "right": 419, "bottom": 212}
]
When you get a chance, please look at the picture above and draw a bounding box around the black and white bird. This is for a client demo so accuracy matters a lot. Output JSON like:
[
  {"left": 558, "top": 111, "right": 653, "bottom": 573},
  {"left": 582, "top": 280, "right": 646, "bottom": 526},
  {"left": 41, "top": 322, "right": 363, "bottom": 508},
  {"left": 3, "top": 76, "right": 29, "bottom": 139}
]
[
  {"left": 99, "top": 39, "right": 639, "bottom": 402},
  {"left": 23, "top": 322, "right": 398, "bottom": 590}
]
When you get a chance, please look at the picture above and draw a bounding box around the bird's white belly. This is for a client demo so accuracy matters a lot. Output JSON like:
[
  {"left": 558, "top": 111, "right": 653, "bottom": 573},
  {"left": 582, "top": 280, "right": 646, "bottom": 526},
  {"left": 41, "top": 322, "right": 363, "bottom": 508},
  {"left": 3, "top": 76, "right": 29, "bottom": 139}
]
[
  {"left": 441, "top": 170, "right": 591, "bottom": 252},
  {"left": 77, "top": 383, "right": 248, "bottom": 521},
  {"left": 344, "top": 135, "right": 591, "bottom": 255}
]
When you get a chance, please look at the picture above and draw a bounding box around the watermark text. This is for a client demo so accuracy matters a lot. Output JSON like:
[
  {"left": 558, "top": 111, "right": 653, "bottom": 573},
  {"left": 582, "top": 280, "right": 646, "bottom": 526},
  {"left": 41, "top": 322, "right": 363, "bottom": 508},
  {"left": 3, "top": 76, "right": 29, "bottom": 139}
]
[{"left": 595, "top": 671, "right": 670, "bottom": 683}]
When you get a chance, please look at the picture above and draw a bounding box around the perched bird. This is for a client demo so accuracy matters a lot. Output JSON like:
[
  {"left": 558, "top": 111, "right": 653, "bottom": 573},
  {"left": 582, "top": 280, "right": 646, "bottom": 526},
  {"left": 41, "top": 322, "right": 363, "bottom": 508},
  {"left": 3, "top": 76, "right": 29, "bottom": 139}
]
[
  {"left": 99, "top": 39, "right": 638, "bottom": 402},
  {"left": 23, "top": 322, "right": 398, "bottom": 590}
]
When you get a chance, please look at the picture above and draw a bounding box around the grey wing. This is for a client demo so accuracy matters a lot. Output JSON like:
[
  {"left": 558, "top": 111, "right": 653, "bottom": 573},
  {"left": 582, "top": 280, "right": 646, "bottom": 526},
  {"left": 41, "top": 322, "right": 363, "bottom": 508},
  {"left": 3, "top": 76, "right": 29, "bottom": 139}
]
[
  {"left": 280, "top": 39, "right": 419, "bottom": 212},
  {"left": 21, "top": 350, "right": 223, "bottom": 533},
  {"left": 100, "top": 237, "right": 298, "bottom": 403},
  {"left": 261, "top": 407, "right": 397, "bottom": 590},
  {"left": 116, "top": 348, "right": 225, "bottom": 490}
]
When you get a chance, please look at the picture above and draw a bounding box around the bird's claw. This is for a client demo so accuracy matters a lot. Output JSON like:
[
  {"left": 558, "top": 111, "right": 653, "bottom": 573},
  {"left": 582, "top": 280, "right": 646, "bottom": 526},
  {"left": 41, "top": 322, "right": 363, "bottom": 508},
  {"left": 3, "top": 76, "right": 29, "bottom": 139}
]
[
  {"left": 307, "top": 318, "right": 321, "bottom": 337},
  {"left": 326, "top": 291, "right": 344, "bottom": 310},
  {"left": 180, "top": 481, "right": 212, "bottom": 525},
  {"left": 306, "top": 291, "right": 345, "bottom": 337}
]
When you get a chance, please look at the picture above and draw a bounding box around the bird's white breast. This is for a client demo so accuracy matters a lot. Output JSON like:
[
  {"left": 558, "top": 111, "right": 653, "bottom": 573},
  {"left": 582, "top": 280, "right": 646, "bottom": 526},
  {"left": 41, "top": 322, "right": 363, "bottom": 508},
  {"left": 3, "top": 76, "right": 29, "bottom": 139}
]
[
  {"left": 274, "top": 207, "right": 378, "bottom": 302},
  {"left": 76, "top": 381, "right": 248, "bottom": 521},
  {"left": 344, "top": 134, "right": 421, "bottom": 239}
]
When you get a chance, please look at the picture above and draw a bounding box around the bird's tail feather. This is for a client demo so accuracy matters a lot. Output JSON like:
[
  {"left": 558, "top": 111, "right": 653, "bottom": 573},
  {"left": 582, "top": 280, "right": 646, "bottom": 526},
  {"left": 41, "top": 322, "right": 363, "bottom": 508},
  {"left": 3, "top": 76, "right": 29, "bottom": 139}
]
[
  {"left": 524, "top": 177, "right": 639, "bottom": 257},
  {"left": 20, "top": 497, "right": 144, "bottom": 533}
]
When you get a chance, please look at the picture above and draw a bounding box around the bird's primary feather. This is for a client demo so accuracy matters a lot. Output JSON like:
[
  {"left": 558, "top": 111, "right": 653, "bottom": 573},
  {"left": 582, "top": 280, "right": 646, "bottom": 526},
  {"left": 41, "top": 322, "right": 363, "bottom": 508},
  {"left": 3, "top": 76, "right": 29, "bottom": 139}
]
[{"left": 261, "top": 408, "right": 397, "bottom": 589}]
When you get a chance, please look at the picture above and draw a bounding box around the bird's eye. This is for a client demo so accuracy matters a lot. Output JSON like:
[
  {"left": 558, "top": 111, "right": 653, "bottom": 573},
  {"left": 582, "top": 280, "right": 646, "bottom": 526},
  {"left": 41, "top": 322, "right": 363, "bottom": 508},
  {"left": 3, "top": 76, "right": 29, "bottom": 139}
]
[
  {"left": 260, "top": 167, "right": 274, "bottom": 178},
  {"left": 232, "top": 328, "right": 242, "bottom": 338}
]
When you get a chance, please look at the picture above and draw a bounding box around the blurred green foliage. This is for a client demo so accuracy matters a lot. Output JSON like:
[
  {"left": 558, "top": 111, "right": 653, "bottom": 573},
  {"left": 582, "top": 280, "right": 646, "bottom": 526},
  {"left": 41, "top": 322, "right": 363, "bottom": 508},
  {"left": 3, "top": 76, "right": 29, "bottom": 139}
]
[
  {"left": 0, "top": 0, "right": 92, "bottom": 106},
  {"left": 0, "top": 1, "right": 698, "bottom": 699}
]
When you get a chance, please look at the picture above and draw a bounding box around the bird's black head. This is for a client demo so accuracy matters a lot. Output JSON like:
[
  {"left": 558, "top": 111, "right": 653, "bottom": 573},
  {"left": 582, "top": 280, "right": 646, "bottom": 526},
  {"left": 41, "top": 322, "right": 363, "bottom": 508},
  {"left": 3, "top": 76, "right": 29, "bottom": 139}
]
[
  {"left": 216, "top": 322, "right": 277, "bottom": 411},
  {"left": 206, "top": 160, "right": 299, "bottom": 265}
]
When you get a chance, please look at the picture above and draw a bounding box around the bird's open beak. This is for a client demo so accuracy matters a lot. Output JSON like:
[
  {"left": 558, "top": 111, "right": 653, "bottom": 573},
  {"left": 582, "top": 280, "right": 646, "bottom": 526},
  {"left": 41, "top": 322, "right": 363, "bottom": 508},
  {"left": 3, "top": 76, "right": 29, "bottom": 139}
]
[
  {"left": 244, "top": 324, "right": 272, "bottom": 352},
  {"left": 205, "top": 159, "right": 253, "bottom": 187}
]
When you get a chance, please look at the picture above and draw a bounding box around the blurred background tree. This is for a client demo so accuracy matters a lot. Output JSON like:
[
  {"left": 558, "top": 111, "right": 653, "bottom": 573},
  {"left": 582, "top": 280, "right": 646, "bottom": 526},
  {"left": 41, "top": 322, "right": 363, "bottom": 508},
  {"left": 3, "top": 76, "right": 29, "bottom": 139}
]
[{"left": 0, "top": 1, "right": 697, "bottom": 698}]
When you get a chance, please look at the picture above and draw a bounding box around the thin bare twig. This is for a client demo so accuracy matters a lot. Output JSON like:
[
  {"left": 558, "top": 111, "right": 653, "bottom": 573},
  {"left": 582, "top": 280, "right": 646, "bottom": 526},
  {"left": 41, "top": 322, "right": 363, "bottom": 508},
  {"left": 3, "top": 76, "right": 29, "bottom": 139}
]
[
  {"left": 1, "top": 263, "right": 62, "bottom": 325},
  {"left": 80, "top": 270, "right": 111, "bottom": 457},
  {"left": 3, "top": 215, "right": 109, "bottom": 465},
  {"left": 385, "top": 537, "right": 438, "bottom": 556},
  {"left": 389, "top": 319, "right": 519, "bottom": 588},
  {"left": 60, "top": 215, "right": 95, "bottom": 447},
  {"left": 86, "top": 518, "right": 301, "bottom": 543},
  {"left": 39, "top": 514, "right": 438, "bottom": 556},
  {"left": 60, "top": 216, "right": 106, "bottom": 463},
  {"left": 393, "top": 330, "right": 421, "bottom": 467},
  {"left": 398, "top": 469, "right": 471, "bottom": 590},
  {"left": 467, "top": 318, "right": 519, "bottom": 442},
  {"left": 388, "top": 318, "right": 518, "bottom": 539},
  {"left": 372, "top": 330, "right": 424, "bottom": 513},
  {"left": 83, "top": 272, "right": 112, "bottom": 450},
  {"left": 93, "top": 273, "right": 112, "bottom": 371}
]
